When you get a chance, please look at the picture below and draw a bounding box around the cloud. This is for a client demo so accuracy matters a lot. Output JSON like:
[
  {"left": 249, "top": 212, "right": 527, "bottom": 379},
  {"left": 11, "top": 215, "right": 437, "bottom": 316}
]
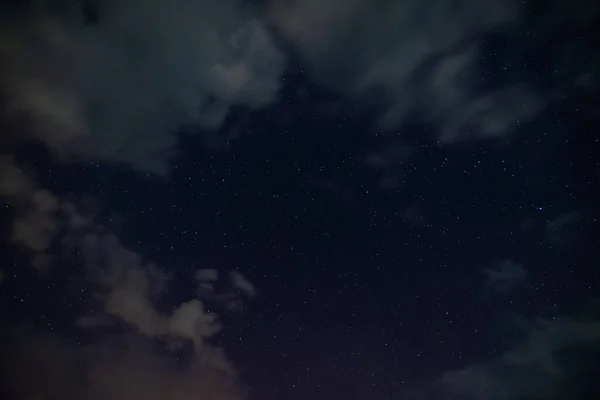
[
  {"left": 0, "top": 156, "right": 61, "bottom": 266},
  {"left": 1, "top": 0, "right": 284, "bottom": 173},
  {"left": 365, "top": 143, "right": 413, "bottom": 187},
  {"left": 399, "top": 207, "right": 427, "bottom": 228},
  {"left": 1, "top": 207, "right": 255, "bottom": 400},
  {"left": 0, "top": 3, "right": 264, "bottom": 398},
  {"left": 1, "top": 326, "right": 246, "bottom": 400},
  {"left": 197, "top": 268, "right": 220, "bottom": 282},
  {"left": 0, "top": 155, "right": 35, "bottom": 197},
  {"left": 270, "top": 0, "right": 598, "bottom": 146},
  {"left": 519, "top": 209, "right": 594, "bottom": 250},
  {"left": 0, "top": 158, "right": 255, "bottom": 400},
  {"left": 11, "top": 189, "right": 60, "bottom": 252},
  {"left": 431, "top": 311, "right": 600, "bottom": 400},
  {"left": 365, "top": 145, "right": 412, "bottom": 170},
  {"left": 482, "top": 259, "right": 527, "bottom": 293},
  {"left": 2, "top": 243, "right": 251, "bottom": 400},
  {"left": 74, "top": 234, "right": 221, "bottom": 348},
  {"left": 229, "top": 270, "right": 257, "bottom": 297},
  {"left": 270, "top": 0, "right": 530, "bottom": 139},
  {"left": 545, "top": 210, "right": 585, "bottom": 246}
]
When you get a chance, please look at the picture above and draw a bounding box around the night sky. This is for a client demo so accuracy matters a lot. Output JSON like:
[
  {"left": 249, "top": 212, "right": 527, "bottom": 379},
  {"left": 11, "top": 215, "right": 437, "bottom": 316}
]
[{"left": 0, "top": 1, "right": 599, "bottom": 400}]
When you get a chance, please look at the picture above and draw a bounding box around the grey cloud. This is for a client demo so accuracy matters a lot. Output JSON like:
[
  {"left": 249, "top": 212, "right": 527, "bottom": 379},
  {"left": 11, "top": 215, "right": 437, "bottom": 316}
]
[
  {"left": 1, "top": 0, "right": 284, "bottom": 173},
  {"left": 365, "top": 144, "right": 412, "bottom": 169},
  {"left": 520, "top": 209, "right": 590, "bottom": 248},
  {"left": 482, "top": 259, "right": 527, "bottom": 293},
  {"left": 74, "top": 233, "right": 223, "bottom": 349},
  {"left": 546, "top": 211, "right": 583, "bottom": 232},
  {"left": 0, "top": 156, "right": 61, "bottom": 256},
  {"left": 545, "top": 210, "right": 585, "bottom": 246},
  {"left": 197, "top": 268, "right": 220, "bottom": 282},
  {"left": 0, "top": 160, "right": 255, "bottom": 399},
  {"left": 364, "top": 144, "right": 413, "bottom": 187},
  {"left": 270, "top": 0, "right": 597, "bottom": 147},
  {"left": 197, "top": 268, "right": 220, "bottom": 293},
  {"left": 229, "top": 270, "right": 257, "bottom": 297},
  {"left": 0, "top": 155, "right": 35, "bottom": 197},
  {"left": 399, "top": 207, "right": 427, "bottom": 228},
  {"left": 195, "top": 268, "right": 257, "bottom": 310},
  {"left": 0, "top": 201, "right": 256, "bottom": 400},
  {"left": 517, "top": 208, "right": 594, "bottom": 252},
  {"left": 432, "top": 311, "right": 600, "bottom": 400},
  {"left": 0, "top": 2, "right": 266, "bottom": 393},
  {"left": 11, "top": 189, "right": 60, "bottom": 252},
  {"left": 1, "top": 326, "right": 246, "bottom": 400},
  {"left": 270, "top": 0, "right": 529, "bottom": 139},
  {"left": 436, "top": 85, "right": 544, "bottom": 144}
]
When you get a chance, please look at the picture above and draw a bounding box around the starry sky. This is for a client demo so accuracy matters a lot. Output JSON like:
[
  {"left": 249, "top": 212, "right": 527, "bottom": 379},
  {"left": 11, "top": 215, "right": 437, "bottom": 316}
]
[{"left": 0, "top": 1, "right": 599, "bottom": 400}]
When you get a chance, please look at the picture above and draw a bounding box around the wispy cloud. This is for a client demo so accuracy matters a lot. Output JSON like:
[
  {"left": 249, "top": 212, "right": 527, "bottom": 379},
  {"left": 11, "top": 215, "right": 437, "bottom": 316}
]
[
  {"left": 432, "top": 311, "right": 600, "bottom": 400},
  {"left": 270, "top": 0, "right": 538, "bottom": 141},
  {"left": 229, "top": 270, "right": 257, "bottom": 298},
  {"left": 545, "top": 210, "right": 585, "bottom": 246},
  {"left": 1, "top": 0, "right": 284, "bottom": 173},
  {"left": 482, "top": 259, "right": 527, "bottom": 293},
  {"left": 272, "top": 0, "right": 597, "bottom": 138},
  {"left": 0, "top": 154, "right": 255, "bottom": 400}
]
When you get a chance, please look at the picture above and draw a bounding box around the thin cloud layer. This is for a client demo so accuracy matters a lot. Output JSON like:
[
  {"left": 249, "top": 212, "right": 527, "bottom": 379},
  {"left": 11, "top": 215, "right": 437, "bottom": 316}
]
[
  {"left": 0, "top": 160, "right": 254, "bottom": 400},
  {"left": 2, "top": 327, "right": 246, "bottom": 400},
  {"left": 270, "top": 0, "right": 597, "bottom": 144},
  {"left": 270, "top": 0, "right": 529, "bottom": 140},
  {"left": 433, "top": 312, "right": 600, "bottom": 400},
  {"left": 1, "top": 211, "right": 253, "bottom": 400},
  {"left": 78, "top": 234, "right": 223, "bottom": 349},
  {"left": 0, "top": 155, "right": 61, "bottom": 267},
  {"left": 1, "top": 0, "right": 284, "bottom": 173},
  {"left": 482, "top": 259, "right": 527, "bottom": 293},
  {"left": 230, "top": 270, "right": 257, "bottom": 297}
]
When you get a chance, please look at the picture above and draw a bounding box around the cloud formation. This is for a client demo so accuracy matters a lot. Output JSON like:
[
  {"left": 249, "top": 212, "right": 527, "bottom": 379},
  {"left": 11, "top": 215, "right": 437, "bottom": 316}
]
[
  {"left": 2, "top": 326, "right": 246, "bottom": 400},
  {"left": 1, "top": 200, "right": 253, "bottom": 400},
  {"left": 270, "top": 0, "right": 532, "bottom": 140},
  {"left": 545, "top": 210, "right": 585, "bottom": 246},
  {"left": 482, "top": 259, "right": 527, "bottom": 293},
  {"left": 1, "top": 0, "right": 284, "bottom": 173},
  {"left": 270, "top": 0, "right": 597, "bottom": 145},
  {"left": 0, "top": 155, "right": 62, "bottom": 271},
  {"left": 229, "top": 270, "right": 257, "bottom": 297},
  {"left": 433, "top": 311, "right": 600, "bottom": 400},
  {"left": 0, "top": 157, "right": 254, "bottom": 400}
]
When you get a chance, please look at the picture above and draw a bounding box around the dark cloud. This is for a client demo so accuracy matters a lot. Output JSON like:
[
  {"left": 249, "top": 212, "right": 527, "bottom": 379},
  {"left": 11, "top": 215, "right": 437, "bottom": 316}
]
[
  {"left": 398, "top": 207, "right": 428, "bottom": 228},
  {"left": 432, "top": 311, "right": 600, "bottom": 400},
  {"left": 0, "top": 159, "right": 255, "bottom": 400},
  {"left": 0, "top": 2, "right": 596, "bottom": 400},
  {"left": 270, "top": 0, "right": 534, "bottom": 139},
  {"left": 1, "top": 326, "right": 246, "bottom": 400},
  {"left": 544, "top": 210, "right": 585, "bottom": 246},
  {"left": 229, "top": 270, "right": 257, "bottom": 297},
  {"left": 482, "top": 259, "right": 527, "bottom": 293},
  {"left": 0, "top": 156, "right": 61, "bottom": 270},
  {"left": 0, "top": 205, "right": 255, "bottom": 399},
  {"left": 0, "top": 4, "right": 265, "bottom": 393},
  {"left": 519, "top": 209, "right": 593, "bottom": 249},
  {"left": 269, "top": 0, "right": 599, "bottom": 176},
  {"left": 365, "top": 144, "right": 413, "bottom": 187},
  {"left": 0, "top": 0, "right": 284, "bottom": 173}
]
